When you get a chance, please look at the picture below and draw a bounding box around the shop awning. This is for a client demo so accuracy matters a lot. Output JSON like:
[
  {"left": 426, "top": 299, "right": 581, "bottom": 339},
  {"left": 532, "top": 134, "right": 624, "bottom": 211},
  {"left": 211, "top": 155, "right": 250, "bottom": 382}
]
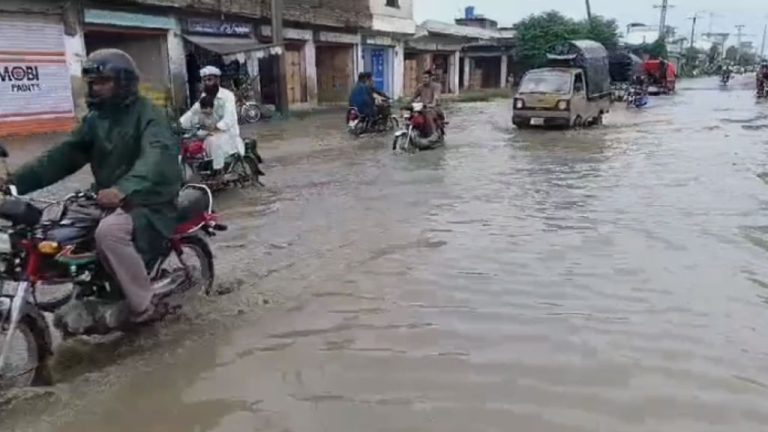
[{"left": 183, "top": 35, "right": 283, "bottom": 62}]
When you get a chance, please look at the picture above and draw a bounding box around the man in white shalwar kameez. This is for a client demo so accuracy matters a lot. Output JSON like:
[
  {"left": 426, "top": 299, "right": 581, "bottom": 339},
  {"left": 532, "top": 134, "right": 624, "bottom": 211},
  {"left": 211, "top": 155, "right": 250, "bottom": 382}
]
[{"left": 180, "top": 66, "right": 244, "bottom": 171}]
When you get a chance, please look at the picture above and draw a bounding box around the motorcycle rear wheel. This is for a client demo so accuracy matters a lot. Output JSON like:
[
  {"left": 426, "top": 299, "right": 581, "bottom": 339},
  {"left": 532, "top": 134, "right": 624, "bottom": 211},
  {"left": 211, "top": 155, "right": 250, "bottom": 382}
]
[{"left": 155, "top": 236, "right": 214, "bottom": 296}]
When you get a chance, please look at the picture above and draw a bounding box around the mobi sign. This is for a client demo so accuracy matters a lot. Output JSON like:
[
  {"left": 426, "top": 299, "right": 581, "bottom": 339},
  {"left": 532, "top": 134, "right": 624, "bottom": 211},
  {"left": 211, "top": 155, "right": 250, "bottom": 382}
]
[{"left": 0, "top": 65, "right": 41, "bottom": 93}]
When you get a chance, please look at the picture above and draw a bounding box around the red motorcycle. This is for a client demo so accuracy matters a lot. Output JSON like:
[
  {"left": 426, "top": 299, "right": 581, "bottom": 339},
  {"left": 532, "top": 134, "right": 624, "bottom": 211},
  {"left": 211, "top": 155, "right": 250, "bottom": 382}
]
[
  {"left": 0, "top": 142, "right": 225, "bottom": 389},
  {"left": 392, "top": 102, "right": 446, "bottom": 152},
  {"left": 180, "top": 129, "right": 264, "bottom": 191}
]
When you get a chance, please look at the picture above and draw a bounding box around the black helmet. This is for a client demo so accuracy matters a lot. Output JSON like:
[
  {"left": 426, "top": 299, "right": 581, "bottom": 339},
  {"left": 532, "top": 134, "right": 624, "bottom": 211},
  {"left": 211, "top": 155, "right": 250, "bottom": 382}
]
[{"left": 82, "top": 49, "right": 140, "bottom": 107}]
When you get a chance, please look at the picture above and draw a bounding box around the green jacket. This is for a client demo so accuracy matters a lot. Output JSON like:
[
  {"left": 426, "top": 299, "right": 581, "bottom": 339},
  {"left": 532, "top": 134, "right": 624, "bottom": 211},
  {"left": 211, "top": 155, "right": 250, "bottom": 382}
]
[{"left": 14, "top": 96, "right": 182, "bottom": 268}]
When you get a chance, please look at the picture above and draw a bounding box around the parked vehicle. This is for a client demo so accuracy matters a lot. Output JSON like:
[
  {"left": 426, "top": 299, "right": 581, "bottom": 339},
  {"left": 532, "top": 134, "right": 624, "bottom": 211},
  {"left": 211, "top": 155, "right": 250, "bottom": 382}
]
[
  {"left": 180, "top": 129, "right": 264, "bottom": 191},
  {"left": 609, "top": 51, "right": 645, "bottom": 102},
  {"left": 644, "top": 59, "right": 677, "bottom": 95},
  {"left": 235, "top": 78, "right": 262, "bottom": 124},
  {"left": 346, "top": 97, "right": 399, "bottom": 136},
  {"left": 392, "top": 102, "right": 446, "bottom": 152},
  {"left": 513, "top": 40, "right": 611, "bottom": 129},
  {"left": 0, "top": 146, "right": 225, "bottom": 390}
]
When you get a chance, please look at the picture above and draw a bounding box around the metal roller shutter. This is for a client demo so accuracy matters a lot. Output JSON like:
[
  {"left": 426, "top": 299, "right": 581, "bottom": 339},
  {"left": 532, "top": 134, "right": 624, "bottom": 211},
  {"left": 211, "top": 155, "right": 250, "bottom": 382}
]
[{"left": 0, "top": 14, "right": 75, "bottom": 136}]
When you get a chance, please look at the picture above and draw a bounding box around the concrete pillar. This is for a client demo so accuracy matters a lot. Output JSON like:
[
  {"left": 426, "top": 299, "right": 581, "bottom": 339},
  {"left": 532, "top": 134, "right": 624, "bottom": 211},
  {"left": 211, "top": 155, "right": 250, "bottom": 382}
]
[
  {"left": 500, "top": 55, "right": 508, "bottom": 89},
  {"left": 462, "top": 55, "right": 471, "bottom": 90},
  {"left": 167, "top": 29, "right": 188, "bottom": 112},
  {"left": 303, "top": 39, "right": 318, "bottom": 106},
  {"left": 450, "top": 50, "right": 460, "bottom": 95},
  {"left": 393, "top": 41, "right": 405, "bottom": 99},
  {"left": 63, "top": 27, "right": 87, "bottom": 118}
]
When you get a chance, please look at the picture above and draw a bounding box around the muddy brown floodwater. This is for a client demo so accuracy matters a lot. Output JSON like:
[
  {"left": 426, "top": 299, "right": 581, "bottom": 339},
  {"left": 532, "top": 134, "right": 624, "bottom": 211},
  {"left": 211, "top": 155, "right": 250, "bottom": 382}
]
[{"left": 5, "top": 76, "right": 768, "bottom": 431}]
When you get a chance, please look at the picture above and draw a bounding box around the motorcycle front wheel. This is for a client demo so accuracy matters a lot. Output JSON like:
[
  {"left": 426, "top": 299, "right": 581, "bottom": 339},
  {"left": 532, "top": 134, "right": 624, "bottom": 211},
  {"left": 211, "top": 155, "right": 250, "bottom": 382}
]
[{"left": 0, "top": 306, "right": 51, "bottom": 391}]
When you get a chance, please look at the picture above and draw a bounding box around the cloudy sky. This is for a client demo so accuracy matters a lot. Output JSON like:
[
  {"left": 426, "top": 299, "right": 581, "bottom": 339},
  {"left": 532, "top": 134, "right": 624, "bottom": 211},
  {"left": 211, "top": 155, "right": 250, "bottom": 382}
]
[{"left": 413, "top": 0, "right": 768, "bottom": 46}]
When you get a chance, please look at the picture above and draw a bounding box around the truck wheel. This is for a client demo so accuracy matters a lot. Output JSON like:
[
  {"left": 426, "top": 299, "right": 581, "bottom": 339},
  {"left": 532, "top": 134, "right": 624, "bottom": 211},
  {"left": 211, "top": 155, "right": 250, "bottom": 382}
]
[{"left": 572, "top": 116, "right": 583, "bottom": 128}]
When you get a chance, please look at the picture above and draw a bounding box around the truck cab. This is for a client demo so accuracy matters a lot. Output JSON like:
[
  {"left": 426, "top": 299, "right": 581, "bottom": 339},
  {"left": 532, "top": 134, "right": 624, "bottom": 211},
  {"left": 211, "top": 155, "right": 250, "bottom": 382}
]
[{"left": 513, "top": 67, "right": 609, "bottom": 129}]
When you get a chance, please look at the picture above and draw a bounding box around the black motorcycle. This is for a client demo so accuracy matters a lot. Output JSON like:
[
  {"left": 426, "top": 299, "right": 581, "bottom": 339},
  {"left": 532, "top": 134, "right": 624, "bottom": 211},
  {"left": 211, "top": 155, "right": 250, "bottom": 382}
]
[
  {"left": 0, "top": 144, "right": 225, "bottom": 390},
  {"left": 346, "top": 97, "right": 399, "bottom": 136}
]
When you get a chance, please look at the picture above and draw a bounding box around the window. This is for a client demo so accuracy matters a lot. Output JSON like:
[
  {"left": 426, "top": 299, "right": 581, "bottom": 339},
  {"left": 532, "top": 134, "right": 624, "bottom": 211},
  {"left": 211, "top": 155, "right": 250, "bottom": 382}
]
[
  {"left": 574, "top": 73, "right": 585, "bottom": 94},
  {"left": 386, "top": 0, "right": 400, "bottom": 8}
]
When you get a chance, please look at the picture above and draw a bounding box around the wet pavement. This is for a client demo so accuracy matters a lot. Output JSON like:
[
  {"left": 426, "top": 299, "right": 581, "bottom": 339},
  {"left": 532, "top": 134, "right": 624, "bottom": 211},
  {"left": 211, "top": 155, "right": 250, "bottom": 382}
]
[{"left": 5, "top": 75, "right": 768, "bottom": 431}]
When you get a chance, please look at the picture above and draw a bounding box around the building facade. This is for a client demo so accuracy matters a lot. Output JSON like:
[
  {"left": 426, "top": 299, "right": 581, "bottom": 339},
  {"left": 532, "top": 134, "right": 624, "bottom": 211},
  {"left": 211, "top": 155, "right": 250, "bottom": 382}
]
[
  {"left": 0, "top": 0, "right": 373, "bottom": 137},
  {"left": 361, "top": 0, "right": 416, "bottom": 99}
]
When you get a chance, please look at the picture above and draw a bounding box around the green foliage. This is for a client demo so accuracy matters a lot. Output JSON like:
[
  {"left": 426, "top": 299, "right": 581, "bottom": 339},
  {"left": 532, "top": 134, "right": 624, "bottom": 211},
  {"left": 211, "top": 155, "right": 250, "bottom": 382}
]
[
  {"left": 708, "top": 44, "right": 720, "bottom": 64},
  {"left": 636, "top": 38, "right": 668, "bottom": 59},
  {"left": 513, "top": 11, "right": 620, "bottom": 70},
  {"left": 725, "top": 46, "right": 738, "bottom": 62}
]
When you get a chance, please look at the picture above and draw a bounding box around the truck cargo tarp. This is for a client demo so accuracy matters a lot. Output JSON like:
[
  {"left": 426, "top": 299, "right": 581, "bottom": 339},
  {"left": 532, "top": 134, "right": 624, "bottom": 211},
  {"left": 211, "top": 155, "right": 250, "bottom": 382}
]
[
  {"left": 546, "top": 40, "right": 611, "bottom": 98},
  {"left": 609, "top": 52, "right": 644, "bottom": 83}
]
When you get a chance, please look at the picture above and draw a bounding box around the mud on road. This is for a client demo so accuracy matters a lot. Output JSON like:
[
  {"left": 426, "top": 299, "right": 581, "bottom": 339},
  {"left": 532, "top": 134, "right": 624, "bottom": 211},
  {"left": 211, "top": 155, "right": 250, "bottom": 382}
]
[{"left": 5, "top": 76, "right": 768, "bottom": 431}]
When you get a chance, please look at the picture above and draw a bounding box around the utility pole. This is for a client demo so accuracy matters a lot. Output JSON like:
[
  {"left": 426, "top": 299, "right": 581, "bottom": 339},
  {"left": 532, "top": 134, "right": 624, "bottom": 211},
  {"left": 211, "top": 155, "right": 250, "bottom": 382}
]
[
  {"left": 735, "top": 24, "right": 746, "bottom": 64},
  {"left": 761, "top": 23, "right": 767, "bottom": 60},
  {"left": 271, "top": 0, "right": 289, "bottom": 114},
  {"left": 688, "top": 14, "right": 700, "bottom": 49},
  {"left": 584, "top": 0, "right": 593, "bottom": 23},
  {"left": 653, "top": 0, "right": 674, "bottom": 40}
]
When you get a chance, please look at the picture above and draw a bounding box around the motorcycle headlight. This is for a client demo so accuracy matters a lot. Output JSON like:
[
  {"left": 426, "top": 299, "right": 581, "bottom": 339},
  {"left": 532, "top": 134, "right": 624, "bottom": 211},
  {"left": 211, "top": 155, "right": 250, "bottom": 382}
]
[
  {"left": 514, "top": 98, "right": 525, "bottom": 109},
  {"left": 38, "top": 241, "right": 60, "bottom": 255},
  {"left": 557, "top": 100, "right": 570, "bottom": 111}
]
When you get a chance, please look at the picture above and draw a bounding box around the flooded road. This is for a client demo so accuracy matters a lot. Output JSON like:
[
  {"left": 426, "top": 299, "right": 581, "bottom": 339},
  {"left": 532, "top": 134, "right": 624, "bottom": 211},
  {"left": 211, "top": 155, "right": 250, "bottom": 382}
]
[{"left": 6, "top": 76, "right": 768, "bottom": 431}]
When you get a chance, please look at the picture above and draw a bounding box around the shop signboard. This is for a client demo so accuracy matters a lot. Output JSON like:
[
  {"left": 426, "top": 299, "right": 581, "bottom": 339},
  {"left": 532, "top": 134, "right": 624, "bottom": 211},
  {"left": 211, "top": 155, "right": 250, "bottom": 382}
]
[
  {"left": 186, "top": 19, "right": 253, "bottom": 37},
  {"left": 0, "top": 62, "right": 74, "bottom": 118}
]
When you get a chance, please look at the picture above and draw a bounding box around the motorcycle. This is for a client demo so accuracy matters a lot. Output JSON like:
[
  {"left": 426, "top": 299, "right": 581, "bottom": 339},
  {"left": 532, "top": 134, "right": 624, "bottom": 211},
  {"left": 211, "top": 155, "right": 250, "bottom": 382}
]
[
  {"left": 180, "top": 129, "right": 264, "bottom": 191},
  {"left": 392, "top": 102, "right": 446, "bottom": 152},
  {"left": 757, "top": 81, "right": 768, "bottom": 98},
  {"left": 721, "top": 73, "right": 731, "bottom": 86},
  {"left": 346, "top": 98, "right": 399, "bottom": 136},
  {"left": 626, "top": 87, "right": 648, "bottom": 109},
  {"left": 0, "top": 148, "right": 225, "bottom": 390}
]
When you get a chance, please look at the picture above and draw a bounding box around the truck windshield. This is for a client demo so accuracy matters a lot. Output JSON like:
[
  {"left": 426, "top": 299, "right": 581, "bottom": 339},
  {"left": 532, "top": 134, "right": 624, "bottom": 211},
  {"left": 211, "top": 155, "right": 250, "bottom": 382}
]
[{"left": 519, "top": 72, "right": 572, "bottom": 95}]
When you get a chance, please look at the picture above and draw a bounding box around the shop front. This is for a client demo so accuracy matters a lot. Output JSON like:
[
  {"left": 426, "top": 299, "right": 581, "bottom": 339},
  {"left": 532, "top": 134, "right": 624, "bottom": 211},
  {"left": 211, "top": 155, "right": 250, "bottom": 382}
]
[
  {"left": 83, "top": 9, "right": 177, "bottom": 110},
  {"left": 0, "top": 13, "right": 76, "bottom": 137},
  {"left": 315, "top": 31, "right": 360, "bottom": 104},
  {"left": 183, "top": 18, "right": 282, "bottom": 107}
]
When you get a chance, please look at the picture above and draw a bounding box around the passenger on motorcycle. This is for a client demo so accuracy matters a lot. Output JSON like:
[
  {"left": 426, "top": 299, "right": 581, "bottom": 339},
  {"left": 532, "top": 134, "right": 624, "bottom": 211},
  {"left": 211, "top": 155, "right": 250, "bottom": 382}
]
[
  {"left": 6, "top": 49, "right": 182, "bottom": 323},
  {"left": 349, "top": 72, "right": 376, "bottom": 120},
  {"left": 411, "top": 70, "right": 443, "bottom": 136},
  {"left": 180, "top": 66, "right": 244, "bottom": 172}
]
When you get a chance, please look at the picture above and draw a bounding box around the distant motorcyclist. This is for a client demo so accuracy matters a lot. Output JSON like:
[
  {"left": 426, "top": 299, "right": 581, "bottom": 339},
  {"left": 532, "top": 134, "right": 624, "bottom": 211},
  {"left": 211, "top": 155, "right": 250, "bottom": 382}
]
[
  {"left": 757, "top": 62, "right": 768, "bottom": 95},
  {"left": 7, "top": 49, "right": 182, "bottom": 323},
  {"left": 349, "top": 72, "right": 376, "bottom": 120},
  {"left": 721, "top": 64, "right": 733, "bottom": 84},
  {"left": 411, "top": 70, "right": 443, "bottom": 136},
  {"left": 180, "top": 66, "right": 244, "bottom": 172}
]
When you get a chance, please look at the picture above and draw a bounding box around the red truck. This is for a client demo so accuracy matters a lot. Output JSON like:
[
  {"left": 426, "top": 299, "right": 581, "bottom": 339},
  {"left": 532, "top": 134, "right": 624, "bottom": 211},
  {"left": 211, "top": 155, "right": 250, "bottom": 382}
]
[{"left": 644, "top": 59, "right": 677, "bottom": 95}]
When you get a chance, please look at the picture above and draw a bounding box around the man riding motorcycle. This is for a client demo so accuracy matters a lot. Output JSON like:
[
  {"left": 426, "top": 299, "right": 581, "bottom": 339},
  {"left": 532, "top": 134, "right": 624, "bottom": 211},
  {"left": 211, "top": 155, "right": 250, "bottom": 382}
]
[
  {"left": 757, "top": 62, "right": 768, "bottom": 96},
  {"left": 411, "top": 70, "right": 443, "bottom": 137},
  {"left": 180, "top": 66, "right": 244, "bottom": 172},
  {"left": 5, "top": 49, "right": 182, "bottom": 323},
  {"left": 349, "top": 72, "right": 376, "bottom": 121}
]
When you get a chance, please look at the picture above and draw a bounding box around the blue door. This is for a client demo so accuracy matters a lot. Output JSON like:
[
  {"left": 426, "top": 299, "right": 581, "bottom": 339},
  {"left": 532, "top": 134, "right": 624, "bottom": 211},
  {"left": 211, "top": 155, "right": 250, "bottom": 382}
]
[
  {"left": 371, "top": 49, "right": 386, "bottom": 93},
  {"left": 363, "top": 46, "right": 391, "bottom": 96}
]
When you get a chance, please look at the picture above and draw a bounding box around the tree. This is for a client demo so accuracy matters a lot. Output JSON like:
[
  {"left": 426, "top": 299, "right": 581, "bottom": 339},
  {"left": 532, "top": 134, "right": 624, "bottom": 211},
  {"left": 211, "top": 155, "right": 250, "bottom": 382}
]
[
  {"left": 579, "top": 16, "right": 621, "bottom": 51},
  {"left": 708, "top": 44, "right": 721, "bottom": 64},
  {"left": 725, "top": 46, "right": 739, "bottom": 62},
  {"left": 637, "top": 37, "right": 668, "bottom": 59},
  {"left": 513, "top": 11, "right": 620, "bottom": 70}
]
